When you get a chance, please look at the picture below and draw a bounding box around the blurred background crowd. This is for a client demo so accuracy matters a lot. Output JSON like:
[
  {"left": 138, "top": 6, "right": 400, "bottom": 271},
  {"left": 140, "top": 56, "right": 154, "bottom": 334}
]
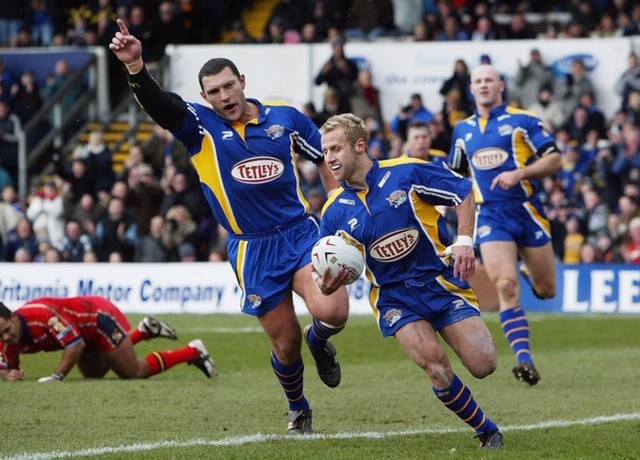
[{"left": 1, "top": 0, "right": 640, "bottom": 266}]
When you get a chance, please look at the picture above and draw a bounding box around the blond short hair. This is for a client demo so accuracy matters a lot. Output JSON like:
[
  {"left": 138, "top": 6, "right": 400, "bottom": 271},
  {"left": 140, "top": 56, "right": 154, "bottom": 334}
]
[{"left": 320, "top": 113, "right": 369, "bottom": 146}]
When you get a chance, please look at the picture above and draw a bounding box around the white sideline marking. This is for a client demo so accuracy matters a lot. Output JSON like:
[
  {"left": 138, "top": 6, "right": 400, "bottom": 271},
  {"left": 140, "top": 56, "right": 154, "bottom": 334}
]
[
  {"left": 206, "top": 327, "right": 264, "bottom": 333},
  {"left": 3, "top": 412, "right": 639, "bottom": 460}
]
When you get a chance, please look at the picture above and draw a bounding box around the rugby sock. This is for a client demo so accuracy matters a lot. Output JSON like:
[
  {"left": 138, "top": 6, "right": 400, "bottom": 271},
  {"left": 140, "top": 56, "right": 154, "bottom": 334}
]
[
  {"left": 144, "top": 346, "right": 199, "bottom": 375},
  {"left": 129, "top": 329, "right": 145, "bottom": 345},
  {"left": 434, "top": 374, "right": 498, "bottom": 435},
  {"left": 271, "top": 352, "right": 309, "bottom": 411},
  {"left": 307, "top": 318, "right": 345, "bottom": 350},
  {"left": 500, "top": 306, "right": 533, "bottom": 363}
]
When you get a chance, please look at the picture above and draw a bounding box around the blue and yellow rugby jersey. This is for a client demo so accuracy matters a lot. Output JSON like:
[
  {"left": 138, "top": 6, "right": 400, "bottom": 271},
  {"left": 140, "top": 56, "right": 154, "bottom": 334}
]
[
  {"left": 447, "top": 104, "right": 556, "bottom": 206},
  {"left": 319, "top": 158, "right": 473, "bottom": 287},
  {"left": 170, "top": 98, "right": 323, "bottom": 235}
]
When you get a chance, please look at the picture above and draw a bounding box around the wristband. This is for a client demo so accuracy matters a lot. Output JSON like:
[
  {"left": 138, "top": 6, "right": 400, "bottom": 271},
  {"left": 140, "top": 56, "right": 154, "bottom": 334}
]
[
  {"left": 125, "top": 57, "right": 144, "bottom": 74},
  {"left": 453, "top": 235, "right": 474, "bottom": 247}
]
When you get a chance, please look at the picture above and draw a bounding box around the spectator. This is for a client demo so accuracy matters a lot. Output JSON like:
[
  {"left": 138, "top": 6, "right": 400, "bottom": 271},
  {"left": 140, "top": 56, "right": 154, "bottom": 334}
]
[
  {"left": 401, "top": 121, "right": 447, "bottom": 166},
  {"left": 314, "top": 36, "right": 359, "bottom": 113},
  {"left": 145, "top": 125, "right": 190, "bottom": 172},
  {"left": 228, "top": 20, "right": 256, "bottom": 44},
  {"left": 580, "top": 187, "right": 610, "bottom": 245},
  {"left": 580, "top": 241, "right": 597, "bottom": 263},
  {"left": 500, "top": 11, "right": 536, "bottom": 39},
  {"left": 0, "top": 184, "right": 23, "bottom": 244},
  {"left": 594, "top": 230, "right": 623, "bottom": 263},
  {"left": 146, "top": 1, "right": 187, "bottom": 63},
  {"left": 0, "top": 0, "right": 25, "bottom": 47},
  {"left": 10, "top": 68, "right": 43, "bottom": 126},
  {"left": 470, "top": 15, "right": 497, "bottom": 41},
  {"left": 439, "top": 59, "right": 473, "bottom": 115},
  {"left": 59, "top": 218, "right": 93, "bottom": 262},
  {"left": 25, "top": 179, "right": 65, "bottom": 250},
  {"left": 0, "top": 58, "right": 15, "bottom": 104},
  {"left": 42, "top": 246, "right": 63, "bottom": 262},
  {"left": 0, "top": 100, "right": 20, "bottom": 182},
  {"left": 435, "top": 14, "right": 469, "bottom": 41},
  {"left": 390, "top": 0, "right": 423, "bottom": 36},
  {"left": 556, "top": 59, "right": 595, "bottom": 119},
  {"left": 624, "top": 90, "right": 640, "bottom": 127},
  {"left": 267, "top": 0, "right": 304, "bottom": 33},
  {"left": 72, "top": 130, "right": 116, "bottom": 203},
  {"left": 389, "top": 93, "right": 434, "bottom": 140},
  {"left": 528, "top": 84, "right": 566, "bottom": 132},
  {"left": 0, "top": 157, "right": 13, "bottom": 192},
  {"left": 261, "top": 16, "right": 286, "bottom": 44},
  {"left": 343, "top": 0, "right": 395, "bottom": 41},
  {"left": 127, "top": 163, "right": 164, "bottom": 236},
  {"left": 411, "top": 20, "right": 432, "bottom": 41},
  {"left": 611, "top": 122, "right": 640, "bottom": 194},
  {"left": 513, "top": 48, "right": 554, "bottom": 109},
  {"left": 43, "top": 58, "right": 86, "bottom": 132},
  {"left": 621, "top": 216, "right": 640, "bottom": 263},
  {"left": 161, "top": 204, "right": 198, "bottom": 261},
  {"left": 66, "top": 191, "right": 103, "bottom": 229},
  {"left": 134, "top": 214, "right": 170, "bottom": 262},
  {"left": 52, "top": 153, "right": 92, "bottom": 205},
  {"left": 95, "top": 197, "right": 137, "bottom": 262},
  {"left": 1, "top": 217, "right": 38, "bottom": 262},
  {"left": 13, "top": 246, "right": 34, "bottom": 262},
  {"left": 207, "top": 222, "right": 228, "bottom": 262},
  {"left": 562, "top": 215, "right": 585, "bottom": 264},
  {"left": 158, "top": 170, "right": 209, "bottom": 225},
  {"left": 300, "top": 22, "right": 320, "bottom": 43},
  {"left": 177, "top": 241, "right": 197, "bottom": 262},
  {"left": 316, "top": 86, "right": 346, "bottom": 127},
  {"left": 348, "top": 68, "right": 383, "bottom": 129}
]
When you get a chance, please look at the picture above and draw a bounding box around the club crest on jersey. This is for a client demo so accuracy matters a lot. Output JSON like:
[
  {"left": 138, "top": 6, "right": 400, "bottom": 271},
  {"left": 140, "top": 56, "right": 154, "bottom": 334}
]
[
  {"left": 370, "top": 228, "right": 419, "bottom": 262},
  {"left": 265, "top": 124, "right": 285, "bottom": 139},
  {"left": 477, "top": 225, "right": 492, "bottom": 238},
  {"left": 112, "top": 329, "right": 124, "bottom": 343},
  {"left": 231, "top": 157, "right": 284, "bottom": 184},
  {"left": 48, "top": 316, "right": 72, "bottom": 340},
  {"left": 383, "top": 308, "right": 402, "bottom": 328},
  {"left": 248, "top": 294, "right": 262, "bottom": 308},
  {"left": 386, "top": 190, "right": 407, "bottom": 208},
  {"left": 498, "top": 124, "right": 514, "bottom": 136},
  {"left": 471, "top": 148, "right": 509, "bottom": 170}
]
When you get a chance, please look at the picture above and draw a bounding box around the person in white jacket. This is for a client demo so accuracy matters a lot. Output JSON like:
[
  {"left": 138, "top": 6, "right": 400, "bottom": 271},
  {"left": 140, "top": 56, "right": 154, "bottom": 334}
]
[{"left": 26, "top": 179, "right": 65, "bottom": 250}]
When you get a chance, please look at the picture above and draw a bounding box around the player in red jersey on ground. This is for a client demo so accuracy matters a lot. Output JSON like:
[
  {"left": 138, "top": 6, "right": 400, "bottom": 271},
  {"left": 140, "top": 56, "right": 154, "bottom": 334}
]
[{"left": 0, "top": 296, "right": 216, "bottom": 382}]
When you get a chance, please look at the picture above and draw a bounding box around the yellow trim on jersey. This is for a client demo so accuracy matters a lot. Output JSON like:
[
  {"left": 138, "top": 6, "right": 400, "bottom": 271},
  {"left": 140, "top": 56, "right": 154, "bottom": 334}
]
[
  {"left": 321, "top": 187, "right": 345, "bottom": 216},
  {"left": 478, "top": 117, "right": 488, "bottom": 134},
  {"left": 435, "top": 274, "right": 480, "bottom": 308},
  {"left": 524, "top": 201, "right": 552, "bottom": 237},
  {"left": 369, "top": 285, "right": 381, "bottom": 326},
  {"left": 411, "top": 189, "right": 448, "bottom": 255},
  {"left": 506, "top": 106, "right": 538, "bottom": 117},
  {"left": 513, "top": 129, "right": 535, "bottom": 196},
  {"left": 235, "top": 240, "right": 248, "bottom": 307},
  {"left": 192, "top": 132, "right": 242, "bottom": 233}
]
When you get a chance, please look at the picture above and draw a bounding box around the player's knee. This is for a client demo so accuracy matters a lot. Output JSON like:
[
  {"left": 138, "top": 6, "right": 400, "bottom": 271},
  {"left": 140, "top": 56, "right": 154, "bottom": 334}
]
[
  {"left": 272, "top": 338, "right": 302, "bottom": 364},
  {"left": 495, "top": 276, "right": 518, "bottom": 298},
  {"left": 535, "top": 281, "right": 556, "bottom": 299}
]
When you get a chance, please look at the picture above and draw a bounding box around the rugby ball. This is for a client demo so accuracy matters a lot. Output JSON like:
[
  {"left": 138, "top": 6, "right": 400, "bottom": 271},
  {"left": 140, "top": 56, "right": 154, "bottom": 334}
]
[{"left": 311, "top": 235, "right": 364, "bottom": 285}]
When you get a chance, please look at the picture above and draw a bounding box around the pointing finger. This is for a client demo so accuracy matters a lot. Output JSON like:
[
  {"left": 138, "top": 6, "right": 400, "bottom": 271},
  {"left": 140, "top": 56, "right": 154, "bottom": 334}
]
[{"left": 117, "top": 18, "right": 129, "bottom": 35}]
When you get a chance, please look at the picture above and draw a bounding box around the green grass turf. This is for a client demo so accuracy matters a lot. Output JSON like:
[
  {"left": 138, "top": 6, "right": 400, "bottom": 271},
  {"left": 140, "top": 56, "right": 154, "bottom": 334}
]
[{"left": 2, "top": 313, "right": 639, "bottom": 459}]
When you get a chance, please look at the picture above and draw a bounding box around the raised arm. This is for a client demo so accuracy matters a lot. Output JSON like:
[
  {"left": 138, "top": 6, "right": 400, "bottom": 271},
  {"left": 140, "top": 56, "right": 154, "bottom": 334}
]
[{"left": 109, "top": 19, "right": 187, "bottom": 130}]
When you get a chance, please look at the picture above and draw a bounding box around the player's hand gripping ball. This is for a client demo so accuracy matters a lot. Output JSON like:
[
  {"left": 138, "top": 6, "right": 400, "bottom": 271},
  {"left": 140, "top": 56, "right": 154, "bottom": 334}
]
[{"left": 311, "top": 235, "right": 364, "bottom": 285}]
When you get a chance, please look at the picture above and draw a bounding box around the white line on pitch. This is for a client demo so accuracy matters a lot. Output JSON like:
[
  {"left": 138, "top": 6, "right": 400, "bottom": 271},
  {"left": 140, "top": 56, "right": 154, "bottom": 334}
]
[{"left": 3, "top": 412, "right": 639, "bottom": 460}]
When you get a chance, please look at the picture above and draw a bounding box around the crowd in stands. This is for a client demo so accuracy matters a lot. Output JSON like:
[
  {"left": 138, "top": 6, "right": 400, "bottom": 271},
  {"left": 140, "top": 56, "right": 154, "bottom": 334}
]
[{"left": 1, "top": 0, "right": 640, "bottom": 265}]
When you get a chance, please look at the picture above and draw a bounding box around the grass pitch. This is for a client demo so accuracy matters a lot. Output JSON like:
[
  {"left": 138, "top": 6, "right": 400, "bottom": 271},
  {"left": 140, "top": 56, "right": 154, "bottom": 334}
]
[{"left": 2, "top": 312, "right": 640, "bottom": 459}]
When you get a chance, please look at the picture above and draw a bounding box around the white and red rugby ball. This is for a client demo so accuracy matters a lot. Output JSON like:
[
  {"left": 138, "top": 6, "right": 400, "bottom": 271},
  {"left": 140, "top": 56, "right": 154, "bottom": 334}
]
[{"left": 311, "top": 235, "right": 364, "bottom": 285}]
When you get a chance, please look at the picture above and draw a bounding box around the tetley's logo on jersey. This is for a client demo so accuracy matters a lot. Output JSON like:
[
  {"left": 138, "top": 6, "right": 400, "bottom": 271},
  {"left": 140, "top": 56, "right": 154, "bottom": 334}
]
[
  {"left": 471, "top": 148, "right": 509, "bottom": 170},
  {"left": 370, "top": 228, "right": 419, "bottom": 262},
  {"left": 231, "top": 157, "right": 284, "bottom": 184}
]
